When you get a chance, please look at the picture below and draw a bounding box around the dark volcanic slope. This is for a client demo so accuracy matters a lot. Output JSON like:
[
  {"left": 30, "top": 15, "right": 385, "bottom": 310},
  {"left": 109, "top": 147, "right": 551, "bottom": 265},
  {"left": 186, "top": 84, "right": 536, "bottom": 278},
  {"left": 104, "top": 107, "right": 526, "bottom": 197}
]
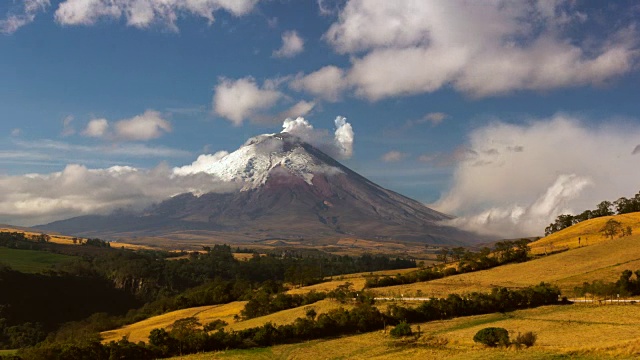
[{"left": 39, "top": 133, "right": 488, "bottom": 246}]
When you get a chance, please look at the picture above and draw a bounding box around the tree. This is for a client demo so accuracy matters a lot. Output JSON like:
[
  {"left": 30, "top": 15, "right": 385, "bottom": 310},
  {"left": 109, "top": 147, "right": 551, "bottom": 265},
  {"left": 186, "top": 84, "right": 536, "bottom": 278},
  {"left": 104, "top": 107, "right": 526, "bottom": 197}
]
[
  {"left": 601, "top": 219, "right": 623, "bottom": 239},
  {"left": 169, "top": 317, "right": 204, "bottom": 355},
  {"left": 596, "top": 201, "right": 614, "bottom": 217},
  {"left": 436, "top": 248, "right": 449, "bottom": 264},
  {"left": 473, "top": 327, "right": 510, "bottom": 347},
  {"left": 389, "top": 321, "right": 412, "bottom": 338}
]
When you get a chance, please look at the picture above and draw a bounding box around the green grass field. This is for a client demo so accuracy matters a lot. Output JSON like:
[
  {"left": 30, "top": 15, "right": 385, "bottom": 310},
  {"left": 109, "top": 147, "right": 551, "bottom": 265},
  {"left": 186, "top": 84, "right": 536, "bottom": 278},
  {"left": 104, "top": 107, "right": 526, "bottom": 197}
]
[
  {"left": 0, "top": 349, "right": 17, "bottom": 356},
  {"left": 0, "top": 247, "right": 76, "bottom": 273}
]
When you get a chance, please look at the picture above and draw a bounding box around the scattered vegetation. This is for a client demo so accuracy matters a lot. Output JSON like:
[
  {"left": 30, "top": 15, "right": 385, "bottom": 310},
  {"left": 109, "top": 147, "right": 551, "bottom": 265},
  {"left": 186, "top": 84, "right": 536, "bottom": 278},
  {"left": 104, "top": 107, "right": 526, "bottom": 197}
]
[{"left": 513, "top": 331, "right": 537, "bottom": 348}]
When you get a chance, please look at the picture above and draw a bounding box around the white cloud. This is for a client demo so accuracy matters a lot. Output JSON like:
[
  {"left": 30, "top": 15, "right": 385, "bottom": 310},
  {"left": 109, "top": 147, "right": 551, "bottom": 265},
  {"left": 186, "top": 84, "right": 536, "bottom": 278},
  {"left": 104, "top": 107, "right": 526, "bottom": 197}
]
[
  {"left": 114, "top": 110, "right": 171, "bottom": 141},
  {"left": 333, "top": 116, "right": 353, "bottom": 159},
  {"left": 281, "top": 116, "right": 354, "bottom": 159},
  {"left": 80, "top": 110, "right": 171, "bottom": 141},
  {"left": 422, "top": 112, "right": 446, "bottom": 126},
  {"left": 381, "top": 150, "right": 406, "bottom": 162},
  {"left": 315, "top": 0, "right": 639, "bottom": 100},
  {"left": 1, "top": 0, "right": 49, "bottom": 34},
  {"left": 278, "top": 100, "right": 315, "bottom": 120},
  {"left": 10, "top": 129, "right": 22, "bottom": 137},
  {"left": 82, "top": 118, "right": 109, "bottom": 138},
  {"left": 290, "top": 66, "right": 347, "bottom": 102},
  {"left": 54, "top": 0, "right": 259, "bottom": 30},
  {"left": 433, "top": 115, "right": 640, "bottom": 237},
  {"left": 0, "top": 163, "right": 239, "bottom": 226},
  {"left": 172, "top": 151, "right": 229, "bottom": 176},
  {"left": 273, "top": 30, "right": 304, "bottom": 58},
  {"left": 213, "top": 77, "right": 283, "bottom": 126}
]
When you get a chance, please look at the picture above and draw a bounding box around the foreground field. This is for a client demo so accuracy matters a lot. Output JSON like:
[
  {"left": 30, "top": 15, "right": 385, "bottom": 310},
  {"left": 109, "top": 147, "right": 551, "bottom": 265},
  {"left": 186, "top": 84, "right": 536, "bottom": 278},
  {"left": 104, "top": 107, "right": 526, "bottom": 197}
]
[
  {"left": 371, "top": 232, "right": 640, "bottom": 298},
  {"left": 0, "top": 247, "right": 75, "bottom": 273},
  {"left": 171, "top": 304, "right": 640, "bottom": 360}
]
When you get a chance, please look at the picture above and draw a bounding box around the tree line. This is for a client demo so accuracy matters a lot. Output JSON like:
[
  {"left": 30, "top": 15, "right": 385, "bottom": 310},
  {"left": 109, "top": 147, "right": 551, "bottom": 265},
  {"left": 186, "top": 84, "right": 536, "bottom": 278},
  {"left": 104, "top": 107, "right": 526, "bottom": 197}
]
[
  {"left": 365, "top": 239, "right": 531, "bottom": 288},
  {"left": 574, "top": 269, "right": 640, "bottom": 299},
  {"left": 545, "top": 190, "right": 640, "bottom": 236},
  {"left": 15, "top": 283, "right": 561, "bottom": 360}
]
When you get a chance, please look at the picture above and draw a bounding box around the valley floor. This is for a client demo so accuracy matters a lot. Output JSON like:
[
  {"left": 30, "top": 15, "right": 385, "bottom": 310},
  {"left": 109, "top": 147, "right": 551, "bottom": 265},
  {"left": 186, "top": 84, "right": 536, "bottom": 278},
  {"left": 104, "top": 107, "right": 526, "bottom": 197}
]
[{"left": 170, "top": 303, "right": 640, "bottom": 360}]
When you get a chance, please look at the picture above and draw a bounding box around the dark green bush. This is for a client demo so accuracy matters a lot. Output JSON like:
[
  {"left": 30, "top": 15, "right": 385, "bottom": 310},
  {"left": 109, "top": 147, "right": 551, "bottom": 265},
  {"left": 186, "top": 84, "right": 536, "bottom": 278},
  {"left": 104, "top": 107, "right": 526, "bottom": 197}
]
[
  {"left": 473, "top": 327, "right": 509, "bottom": 347},
  {"left": 389, "top": 321, "right": 412, "bottom": 338}
]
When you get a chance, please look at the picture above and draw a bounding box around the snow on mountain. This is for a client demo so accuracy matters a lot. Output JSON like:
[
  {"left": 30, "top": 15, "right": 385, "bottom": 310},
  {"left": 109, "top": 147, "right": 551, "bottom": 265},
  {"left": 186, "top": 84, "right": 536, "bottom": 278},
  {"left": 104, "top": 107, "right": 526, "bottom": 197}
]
[{"left": 174, "top": 132, "right": 343, "bottom": 191}]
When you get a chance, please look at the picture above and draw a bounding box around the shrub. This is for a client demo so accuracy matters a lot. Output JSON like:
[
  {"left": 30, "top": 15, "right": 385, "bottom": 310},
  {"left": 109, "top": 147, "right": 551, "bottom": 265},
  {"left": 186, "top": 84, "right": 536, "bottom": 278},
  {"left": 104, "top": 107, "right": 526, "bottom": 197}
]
[
  {"left": 389, "top": 321, "right": 412, "bottom": 338},
  {"left": 514, "top": 331, "right": 537, "bottom": 348},
  {"left": 473, "top": 327, "right": 510, "bottom": 347}
]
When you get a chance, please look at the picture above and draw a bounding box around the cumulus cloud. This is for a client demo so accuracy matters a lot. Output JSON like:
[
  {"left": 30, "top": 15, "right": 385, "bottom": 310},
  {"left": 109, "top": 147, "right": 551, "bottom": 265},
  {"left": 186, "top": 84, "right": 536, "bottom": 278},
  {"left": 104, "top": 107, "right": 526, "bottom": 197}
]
[
  {"left": 273, "top": 30, "right": 304, "bottom": 58},
  {"left": 310, "top": 0, "right": 639, "bottom": 100},
  {"left": 381, "top": 150, "right": 406, "bottom": 162},
  {"left": 0, "top": 163, "right": 239, "bottom": 226},
  {"left": 213, "top": 77, "right": 283, "bottom": 126},
  {"left": 54, "top": 0, "right": 259, "bottom": 30},
  {"left": 1, "top": 0, "right": 49, "bottom": 34},
  {"left": 172, "top": 151, "right": 229, "bottom": 176},
  {"left": 114, "top": 110, "right": 171, "bottom": 141},
  {"left": 281, "top": 116, "right": 354, "bottom": 159},
  {"left": 290, "top": 66, "right": 347, "bottom": 102},
  {"left": 82, "top": 118, "right": 109, "bottom": 138},
  {"left": 432, "top": 115, "right": 640, "bottom": 237},
  {"left": 81, "top": 110, "right": 171, "bottom": 141}
]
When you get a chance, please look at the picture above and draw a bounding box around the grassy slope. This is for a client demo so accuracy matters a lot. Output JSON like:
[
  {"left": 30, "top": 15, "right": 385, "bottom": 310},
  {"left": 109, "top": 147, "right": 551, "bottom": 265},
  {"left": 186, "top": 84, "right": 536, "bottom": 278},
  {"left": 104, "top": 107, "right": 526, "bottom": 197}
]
[
  {"left": 529, "top": 212, "right": 640, "bottom": 255},
  {"left": 0, "top": 247, "right": 75, "bottom": 273},
  {"left": 101, "top": 299, "right": 356, "bottom": 344},
  {"left": 171, "top": 304, "right": 640, "bottom": 360},
  {"left": 101, "top": 302, "right": 247, "bottom": 343},
  {"left": 371, "top": 230, "right": 640, "bottom": 298}
]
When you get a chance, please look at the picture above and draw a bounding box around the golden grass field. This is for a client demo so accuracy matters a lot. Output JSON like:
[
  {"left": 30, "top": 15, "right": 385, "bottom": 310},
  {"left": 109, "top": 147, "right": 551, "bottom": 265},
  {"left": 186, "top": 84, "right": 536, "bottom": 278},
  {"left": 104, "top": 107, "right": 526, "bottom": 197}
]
[
  {"left": 101, "top": 302, "right": 247, "bottom": 343},
  {"left": 529, "top": 212, "right": 640, "bottom": 255},
  {"left": 287, "top": 268, "right": 418, "bottom": 295},
  {"left": 171, "top": 304, "right": 640, "bottom": 360},
  {"left": 372, "top": 231, "right": 640, "bottom": 298},
  {"left": 100, "top": 299, "right": 355, "bottom": 343}
]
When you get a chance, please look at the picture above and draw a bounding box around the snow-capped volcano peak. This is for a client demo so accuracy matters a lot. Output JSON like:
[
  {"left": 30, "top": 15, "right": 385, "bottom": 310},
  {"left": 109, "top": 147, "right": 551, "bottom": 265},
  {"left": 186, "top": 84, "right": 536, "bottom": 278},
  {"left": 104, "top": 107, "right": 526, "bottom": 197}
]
[{"left": 177, "top": 132, "right": 343, "bottom": 191}]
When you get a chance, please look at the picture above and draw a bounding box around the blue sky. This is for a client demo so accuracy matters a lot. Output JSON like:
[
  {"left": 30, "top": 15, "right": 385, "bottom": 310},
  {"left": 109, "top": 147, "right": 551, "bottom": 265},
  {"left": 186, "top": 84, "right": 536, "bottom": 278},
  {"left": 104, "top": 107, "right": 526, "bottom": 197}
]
[{"left": 1, "top": 0, "right": 640, "bottom": 236}]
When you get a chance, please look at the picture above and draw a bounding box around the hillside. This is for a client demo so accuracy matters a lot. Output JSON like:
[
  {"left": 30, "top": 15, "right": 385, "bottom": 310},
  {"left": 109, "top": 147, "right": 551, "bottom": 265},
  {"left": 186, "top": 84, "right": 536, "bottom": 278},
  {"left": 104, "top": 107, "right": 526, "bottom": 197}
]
[
  {"left": 370, "top": 231, "right": 640, "bottom": 298},
  {"left": 171, "top": 304, "right": 640, "bottom": 360},
  {"left": 529, "top": 212, "right": 640, "bottom": 255}
]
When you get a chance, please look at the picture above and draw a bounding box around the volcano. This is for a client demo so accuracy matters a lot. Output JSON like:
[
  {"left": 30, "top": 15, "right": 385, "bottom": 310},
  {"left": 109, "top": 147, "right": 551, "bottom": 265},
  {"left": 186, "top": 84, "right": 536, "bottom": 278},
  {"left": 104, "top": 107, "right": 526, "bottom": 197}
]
[{"left": 38, "top": 132, "right": 487, "bottom": 246}]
